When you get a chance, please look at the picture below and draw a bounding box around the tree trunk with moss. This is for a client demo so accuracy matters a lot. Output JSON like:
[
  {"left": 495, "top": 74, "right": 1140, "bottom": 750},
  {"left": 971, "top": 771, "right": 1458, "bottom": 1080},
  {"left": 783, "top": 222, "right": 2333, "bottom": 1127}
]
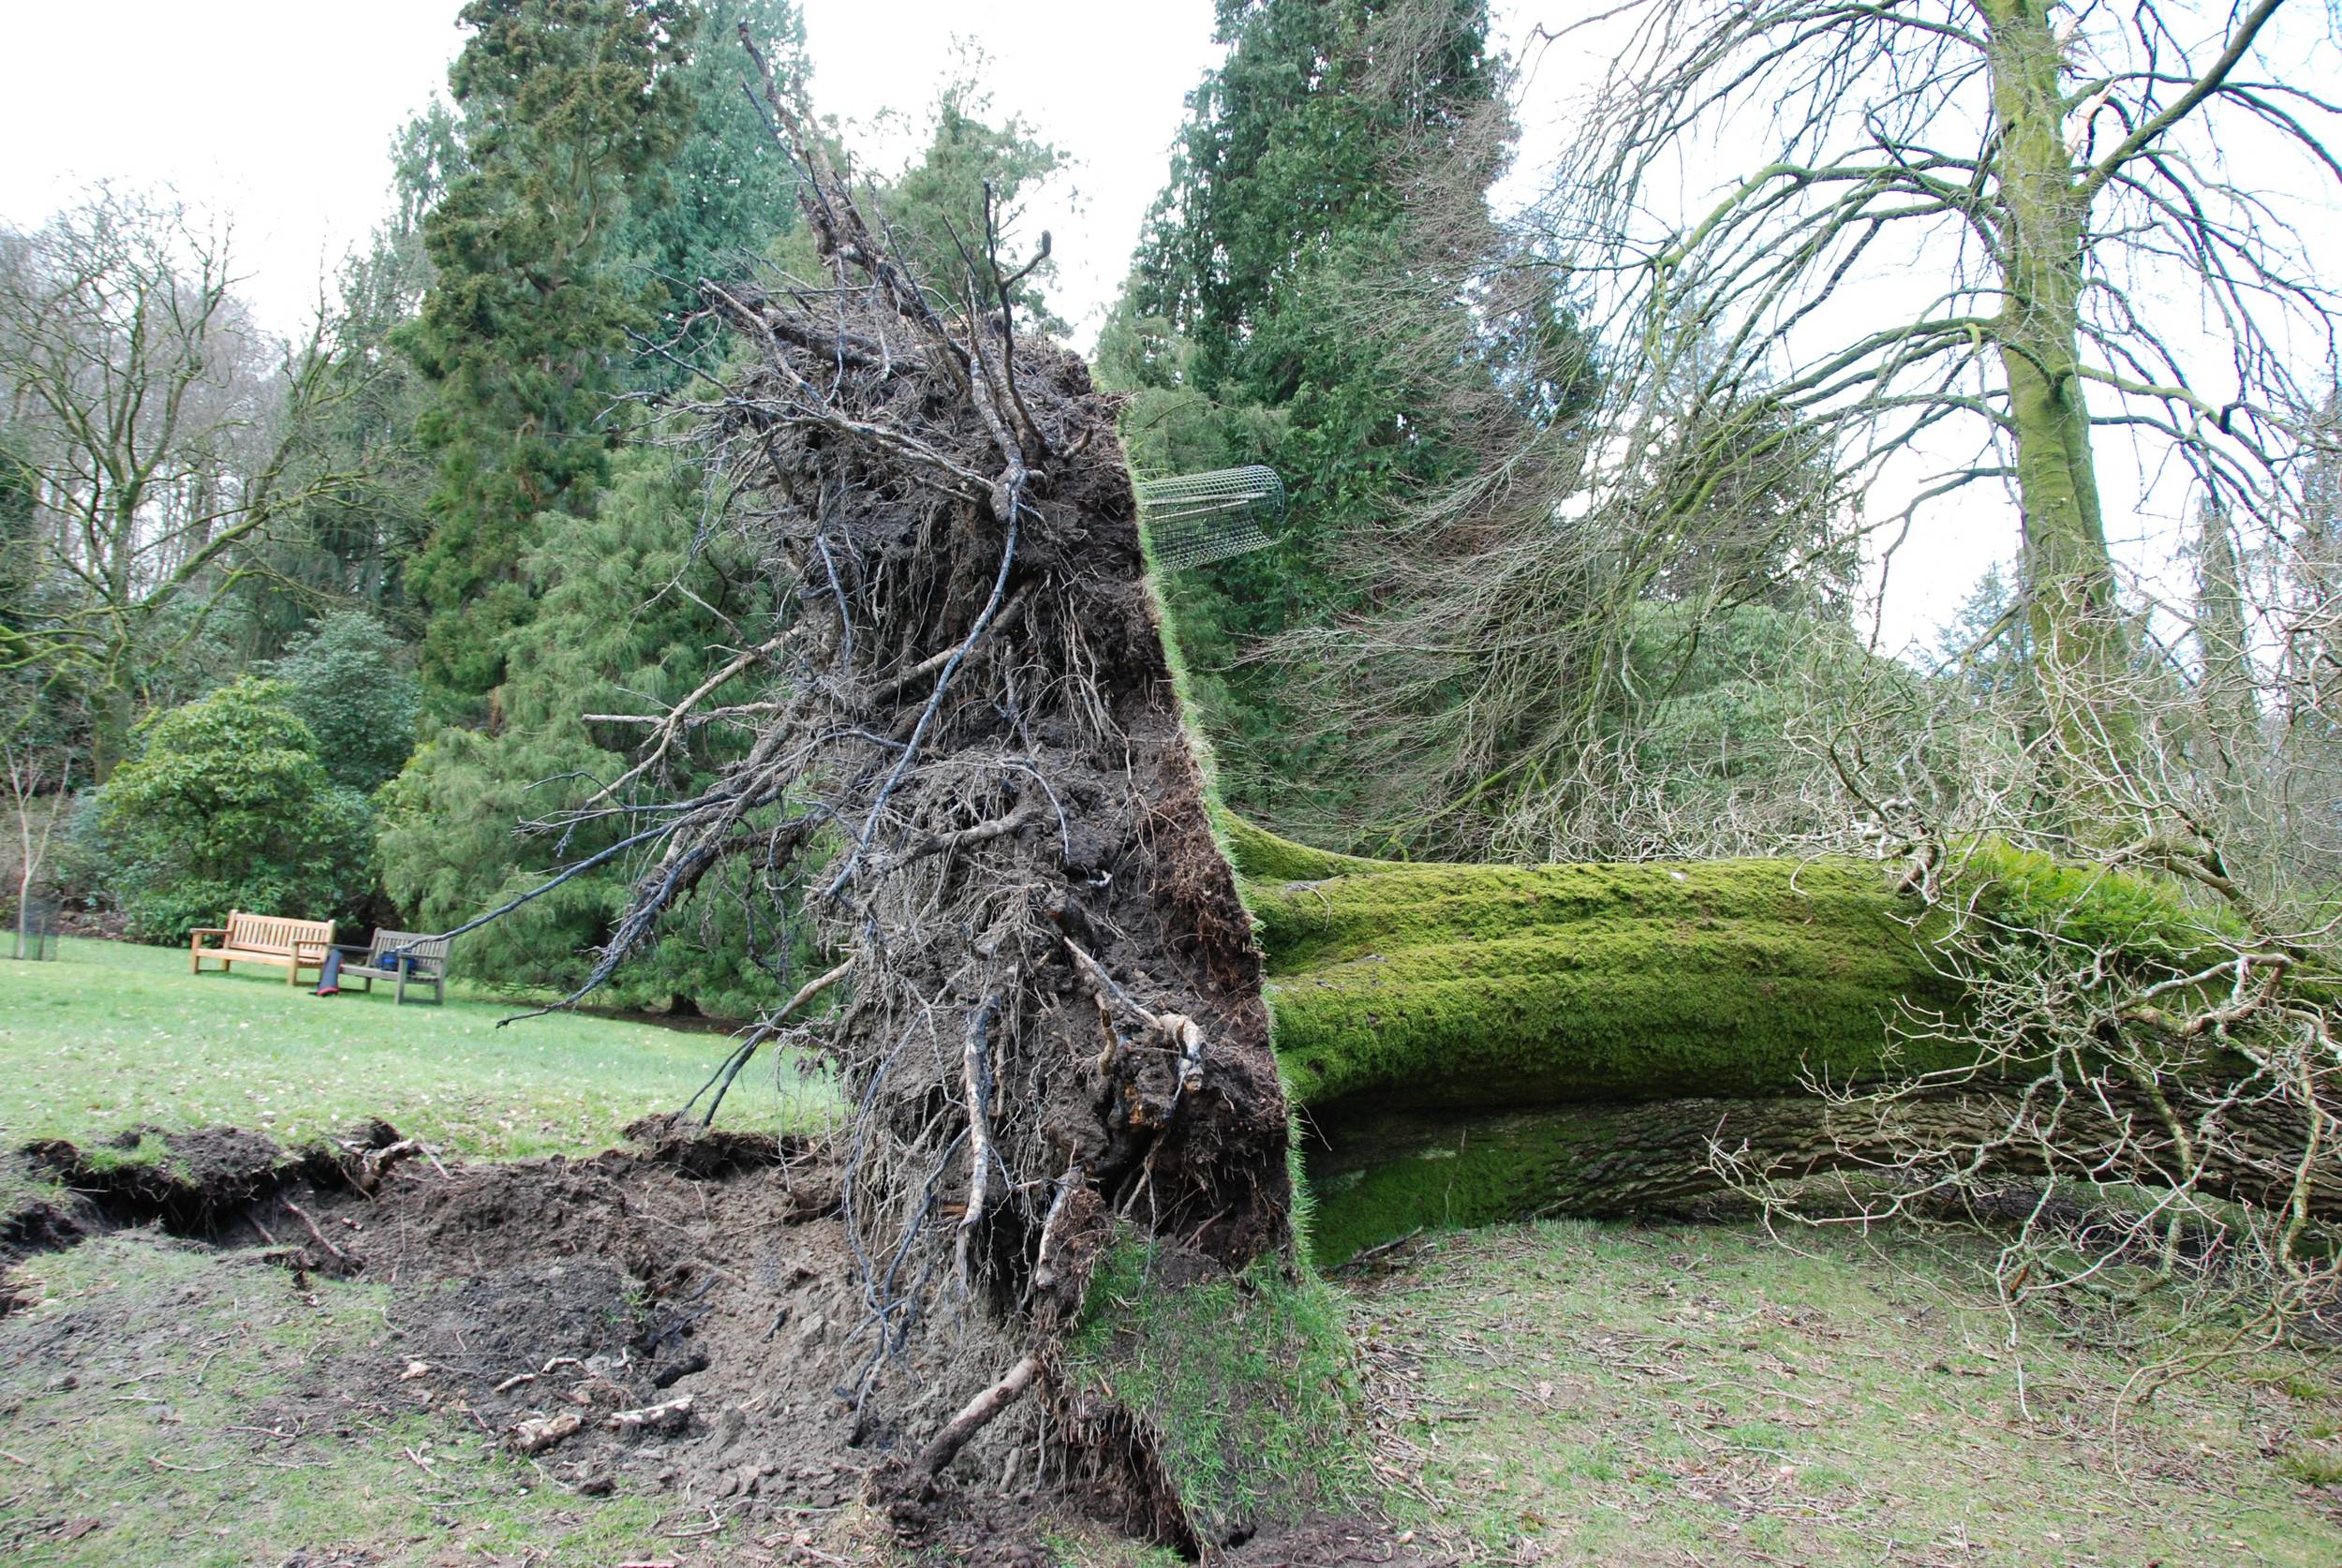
[
  {"left": 1224, "top": 816, "right": 2338, "bottom": 1263},
  {"left": 589, "top": 34, "right": 2325, "bottom": 1547}
]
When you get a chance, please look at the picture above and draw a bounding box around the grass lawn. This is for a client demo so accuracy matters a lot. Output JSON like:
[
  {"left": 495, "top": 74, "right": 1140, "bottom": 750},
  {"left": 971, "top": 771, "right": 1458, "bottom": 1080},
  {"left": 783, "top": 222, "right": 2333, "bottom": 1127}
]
[
  {"left": 1, "top": 1235, "right": 683, "bottom": 1567},
  {"left": 1358, "top": 1220, "right": 2342, "bottom": 1565},
  {"left": 0, "top": 938, "right": 831, "bottom": 1161}
]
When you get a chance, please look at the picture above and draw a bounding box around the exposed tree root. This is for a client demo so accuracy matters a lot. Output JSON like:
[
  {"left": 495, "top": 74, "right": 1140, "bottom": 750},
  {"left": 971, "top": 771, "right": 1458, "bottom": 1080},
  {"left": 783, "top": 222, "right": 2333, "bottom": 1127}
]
[{"left": 558, "top": 33, "right": 1297, "bottom": 1545}]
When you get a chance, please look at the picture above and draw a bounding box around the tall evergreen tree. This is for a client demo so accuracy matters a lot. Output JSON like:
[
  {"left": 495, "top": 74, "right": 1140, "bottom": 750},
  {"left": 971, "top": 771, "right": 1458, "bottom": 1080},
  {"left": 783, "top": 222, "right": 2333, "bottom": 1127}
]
[
  {"left": 401, "top": 0, "right": 699, "bottom": 709},
  {"left": 615, "top": 0, "right": 809, "bottom": 326},
  {"left": 866, "top": 60, "right": 1066, "bottom": 331},
  {"left": 377, "top": 25, "right": 1069, "bottom": 1012}
]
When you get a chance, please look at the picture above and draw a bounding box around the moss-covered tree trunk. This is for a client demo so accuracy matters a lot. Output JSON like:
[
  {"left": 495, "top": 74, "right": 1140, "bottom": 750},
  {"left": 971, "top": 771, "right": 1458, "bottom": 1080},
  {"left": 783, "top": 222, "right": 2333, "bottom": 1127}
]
[
  {"left": 593, "top": 36, "right": 2320, "bottom": 1551},
  {"left": 1228, "top": 817, "right": 2339, "bottom": 1262}
]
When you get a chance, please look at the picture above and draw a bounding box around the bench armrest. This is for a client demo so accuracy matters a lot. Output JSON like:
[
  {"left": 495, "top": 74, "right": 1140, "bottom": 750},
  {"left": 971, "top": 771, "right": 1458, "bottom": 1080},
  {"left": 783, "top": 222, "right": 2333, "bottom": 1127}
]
[
  {"left": 189, "top": 928, "right": 228, "bottom": 947},
  {"left": 293, "top": 939, "right": 334, "bottom": 958}
]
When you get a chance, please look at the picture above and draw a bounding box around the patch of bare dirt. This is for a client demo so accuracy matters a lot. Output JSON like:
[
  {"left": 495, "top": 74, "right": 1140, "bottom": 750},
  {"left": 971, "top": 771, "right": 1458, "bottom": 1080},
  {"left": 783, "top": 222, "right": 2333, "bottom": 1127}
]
[
  {"left": 258, "top": 1118, "right": 871, "bottom": 1519},
  {"left": 4, "top": 1118, "right": 1421, "bottom": 1563}
]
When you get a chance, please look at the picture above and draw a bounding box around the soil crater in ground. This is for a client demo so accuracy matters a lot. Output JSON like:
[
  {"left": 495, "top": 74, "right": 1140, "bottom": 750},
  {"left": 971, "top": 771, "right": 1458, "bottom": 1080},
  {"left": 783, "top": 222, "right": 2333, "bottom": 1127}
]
[{"left": 2, "top": 1117, "right": 1431, "bottom": 1565}]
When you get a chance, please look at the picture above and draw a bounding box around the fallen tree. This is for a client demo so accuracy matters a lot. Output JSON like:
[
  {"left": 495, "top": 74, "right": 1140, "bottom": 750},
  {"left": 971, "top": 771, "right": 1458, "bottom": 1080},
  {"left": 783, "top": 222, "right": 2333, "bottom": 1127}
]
[
  {"left": 1229, "top": 816, "right": 2339, "bottom": 1270},
  {"left": 541, "top": 30, "right": 2335, "bottom": 1546}
]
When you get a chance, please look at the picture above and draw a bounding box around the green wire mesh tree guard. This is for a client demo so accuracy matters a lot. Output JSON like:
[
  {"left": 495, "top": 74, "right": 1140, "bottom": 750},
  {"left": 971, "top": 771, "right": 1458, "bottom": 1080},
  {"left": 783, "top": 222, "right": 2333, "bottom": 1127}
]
[
  {"left": 1134, "top": 465, "right": 1286, "bottom": 571},
  {"left": 7, "top": 895, "right": 59, "bottom": 960}
]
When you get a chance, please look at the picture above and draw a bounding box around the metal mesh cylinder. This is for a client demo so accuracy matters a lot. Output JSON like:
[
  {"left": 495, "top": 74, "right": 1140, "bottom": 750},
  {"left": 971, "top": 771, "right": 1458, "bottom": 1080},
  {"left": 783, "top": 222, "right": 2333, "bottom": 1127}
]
[{"left": 1134, "top": 465, "right": 1286, "bottom": 571}]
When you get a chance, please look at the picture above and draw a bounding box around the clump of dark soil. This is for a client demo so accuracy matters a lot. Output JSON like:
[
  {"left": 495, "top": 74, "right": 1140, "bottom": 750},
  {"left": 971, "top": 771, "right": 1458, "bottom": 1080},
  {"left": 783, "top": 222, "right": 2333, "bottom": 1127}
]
[
  {"left": 269, "top": 1119, "right": 871, "bottom": 1518},
  {"left": 17, "top": 1124, "right": 288, "bottom": 1233},
  {"left": 3, "top": 1118, "right": 1437, "bottom": 1563}
]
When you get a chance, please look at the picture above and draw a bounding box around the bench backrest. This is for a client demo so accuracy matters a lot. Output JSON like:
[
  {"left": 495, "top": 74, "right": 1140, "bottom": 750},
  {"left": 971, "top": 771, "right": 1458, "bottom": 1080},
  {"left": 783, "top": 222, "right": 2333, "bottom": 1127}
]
[
  {"left": 224, "top": 910, "right": 335, "bottom": 954},
  {"left": 363, "top": 928, "right": 452, "bottom": 972}
]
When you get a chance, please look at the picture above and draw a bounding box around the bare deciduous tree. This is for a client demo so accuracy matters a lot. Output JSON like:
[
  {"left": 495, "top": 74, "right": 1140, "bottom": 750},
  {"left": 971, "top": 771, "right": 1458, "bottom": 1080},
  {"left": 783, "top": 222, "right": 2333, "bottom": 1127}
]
[
  {"left": 2, "top": 736, "right": 67, "bottom": 959},
  {"left": 1539, "top": 0, "right": 2339, "bottom": 823},
  {"left": 0, "top": 189, "right": 359, "bottom": 773}
]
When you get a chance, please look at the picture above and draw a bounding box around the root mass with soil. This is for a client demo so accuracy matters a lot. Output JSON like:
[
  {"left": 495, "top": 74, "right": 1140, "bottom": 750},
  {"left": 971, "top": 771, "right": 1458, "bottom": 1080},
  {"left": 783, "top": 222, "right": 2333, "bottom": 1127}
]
[{"left": 528, "top": 34, "right": 1301, "bottom": 1546}]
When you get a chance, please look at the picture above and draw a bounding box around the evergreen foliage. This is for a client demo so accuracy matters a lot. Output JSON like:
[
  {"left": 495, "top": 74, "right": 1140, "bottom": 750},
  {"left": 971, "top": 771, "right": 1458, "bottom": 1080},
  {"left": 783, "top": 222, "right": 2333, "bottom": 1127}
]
[
  {"left": 264, "top": 613, "right": 421, "bottom": 794},
  {"left": 399, "top": 0, "right": 701, "bottom": 707},
  {"left": 377, "top": 452, "right": 794, "bottom": 1016},
  {"left": 615, "top": 0, "right": 812, "bottom": 354},
  {"left": 1104, "top": 0, "right": 1589, "bottom": 822},
  {"left": 868, "top": 60, "right": 1066, "bottom": 332},
  {"left": 93, "top": 680, "right": 374, "bottom": 943}
]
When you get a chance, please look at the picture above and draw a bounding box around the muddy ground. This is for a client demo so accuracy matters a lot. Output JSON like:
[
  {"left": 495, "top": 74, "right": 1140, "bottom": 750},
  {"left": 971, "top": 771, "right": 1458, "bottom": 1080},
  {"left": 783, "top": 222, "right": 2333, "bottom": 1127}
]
[{"left": 0, "top": 1120, "right": 1437, "bottom": 1566}]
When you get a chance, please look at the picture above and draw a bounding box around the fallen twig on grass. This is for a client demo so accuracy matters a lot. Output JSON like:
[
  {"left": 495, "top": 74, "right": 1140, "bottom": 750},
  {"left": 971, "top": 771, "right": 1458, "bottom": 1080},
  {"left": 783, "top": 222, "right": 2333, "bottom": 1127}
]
[{"left": 1329, "top": 1228, "right": 1426, "bottom": 1275}]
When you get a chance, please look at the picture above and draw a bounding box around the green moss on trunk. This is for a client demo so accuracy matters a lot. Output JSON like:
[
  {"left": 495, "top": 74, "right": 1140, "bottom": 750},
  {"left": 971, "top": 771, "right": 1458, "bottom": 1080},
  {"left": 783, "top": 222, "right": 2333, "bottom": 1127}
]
[
  {"left": 1254, "top": 856, "right": 1965, "bottom": 1108},
  {"left": 1231, "top": 817, "right": 2245, "bottom": 1116},
  {"left": 1216, "top": 807, "right": 1411, "bottom": 884}
]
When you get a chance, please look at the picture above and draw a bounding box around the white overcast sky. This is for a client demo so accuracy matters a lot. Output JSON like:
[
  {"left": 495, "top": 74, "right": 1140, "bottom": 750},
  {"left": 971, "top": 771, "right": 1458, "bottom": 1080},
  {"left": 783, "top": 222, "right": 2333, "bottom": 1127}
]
[
  {"left": 8, "top": 1, "right": 2320, "bottom": 655},
  {"left": 0, "top": 1, "right": 1238, "bottom": 347}
]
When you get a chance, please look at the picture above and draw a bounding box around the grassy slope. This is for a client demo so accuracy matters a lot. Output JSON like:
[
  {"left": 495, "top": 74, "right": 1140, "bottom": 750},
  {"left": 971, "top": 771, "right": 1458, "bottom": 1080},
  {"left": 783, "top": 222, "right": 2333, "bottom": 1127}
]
[
  {"left": 0, "top": 939, "right": 830, "bottom": 1161},
  {"left": 1060, "top": 1235, "right": 1372, "bottom": 1545},
  {"left": 1359, "top": 1220, "right": 2342, "bottom": 1566}
]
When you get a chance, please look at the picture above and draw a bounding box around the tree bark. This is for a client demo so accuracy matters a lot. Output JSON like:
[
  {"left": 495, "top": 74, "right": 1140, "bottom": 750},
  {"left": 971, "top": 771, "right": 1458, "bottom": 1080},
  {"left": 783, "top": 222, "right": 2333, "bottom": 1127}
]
[
  {"left": 1981, "top": 0, "right": 2138, "bottom": 810},
  {"left": 1306, "top": 1087, "right": 2342, "bottom": 1265}
]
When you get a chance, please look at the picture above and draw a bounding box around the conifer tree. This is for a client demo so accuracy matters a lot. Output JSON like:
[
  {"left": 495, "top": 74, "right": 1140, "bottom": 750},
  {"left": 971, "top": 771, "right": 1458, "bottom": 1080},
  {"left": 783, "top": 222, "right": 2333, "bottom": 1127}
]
[
  {"left": 378, "top": 450, "right": 793, "bottom": 1014},
  {"left": 379, "top": 28, "right": 1060, "bottom": 1013},
  {"left": 615, "top": 0, "right": 809, "bottom": 331},
  {"left": 401, "top": 0, "right": 699, "bottom": 709}
]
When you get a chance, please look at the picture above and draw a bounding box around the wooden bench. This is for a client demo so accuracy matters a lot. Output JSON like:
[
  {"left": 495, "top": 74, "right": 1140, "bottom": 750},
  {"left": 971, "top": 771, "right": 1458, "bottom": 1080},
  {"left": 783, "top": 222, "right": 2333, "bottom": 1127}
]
[
  {"left": 332, "top": 927, "right": 452, "bottom": 1006},
  {"left": 189, "top": 910, "right": 336, "bottom": 985}
]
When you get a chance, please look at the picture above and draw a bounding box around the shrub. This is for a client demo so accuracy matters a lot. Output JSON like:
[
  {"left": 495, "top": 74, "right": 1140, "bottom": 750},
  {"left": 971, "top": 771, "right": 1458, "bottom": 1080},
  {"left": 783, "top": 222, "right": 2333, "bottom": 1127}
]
[
  {"left": 94, "top": 679, "right": 375, "bottom": 942},
  {"left": 265, "top": 611, "right": 421, "bottom": 792}
]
